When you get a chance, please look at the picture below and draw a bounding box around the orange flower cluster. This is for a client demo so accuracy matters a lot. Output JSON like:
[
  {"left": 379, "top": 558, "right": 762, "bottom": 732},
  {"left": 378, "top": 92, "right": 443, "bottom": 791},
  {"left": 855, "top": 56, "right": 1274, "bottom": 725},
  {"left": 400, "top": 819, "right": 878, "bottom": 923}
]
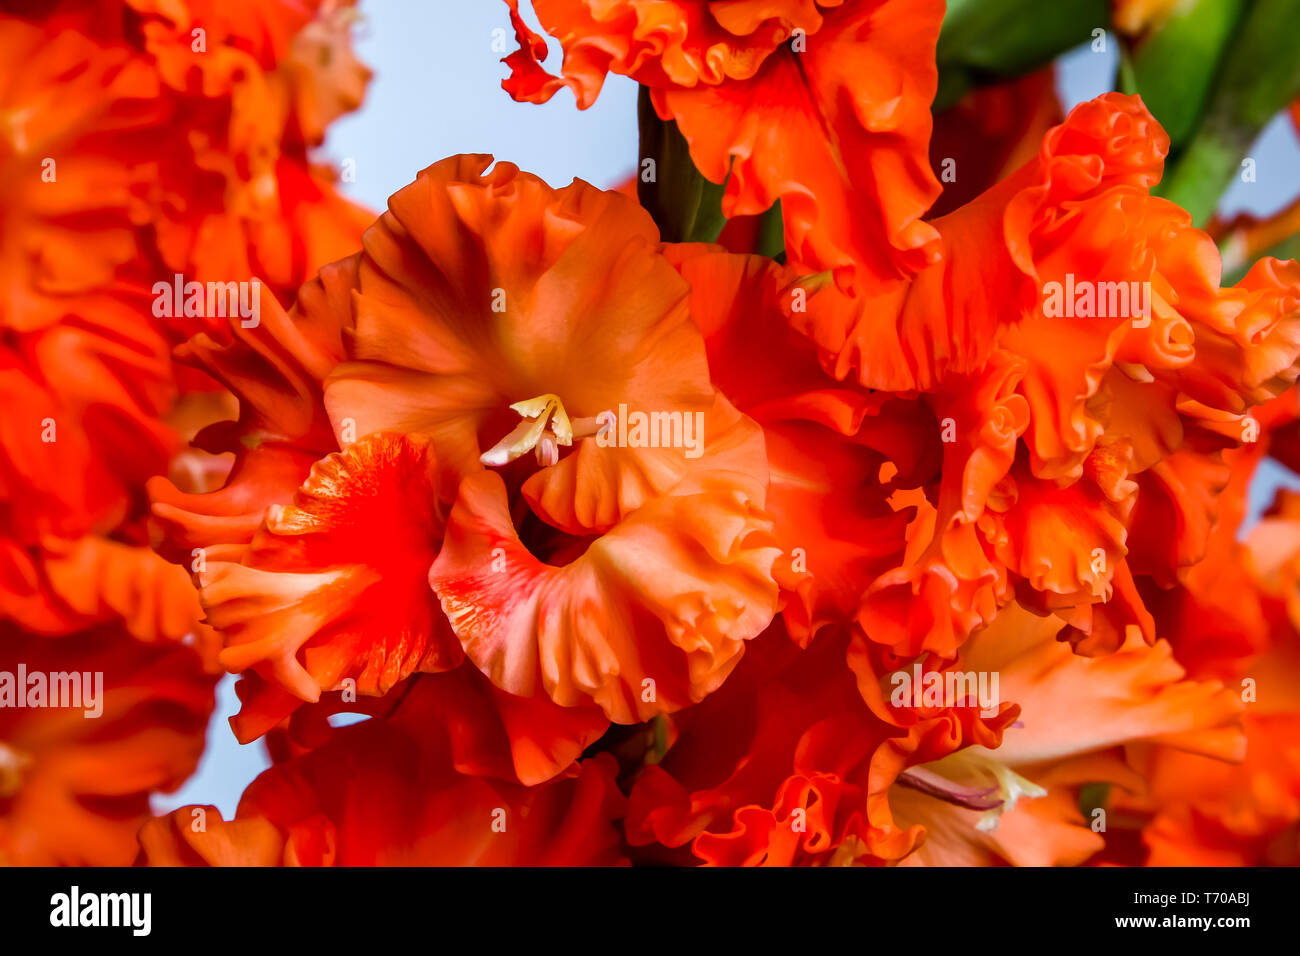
[
  {"left": 4, "top": 0, "right": 1300, "bottom": 868},
  {"left": 1, "top": 0, "right": 369, "bottom": 863}
]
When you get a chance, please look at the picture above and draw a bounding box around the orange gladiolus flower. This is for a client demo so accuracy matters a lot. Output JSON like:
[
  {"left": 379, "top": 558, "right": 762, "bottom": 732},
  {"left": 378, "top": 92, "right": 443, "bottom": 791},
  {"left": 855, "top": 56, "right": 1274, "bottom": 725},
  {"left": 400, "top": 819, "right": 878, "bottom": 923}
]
[
  {"left": 151, "top": 156, "right": 782, "bottom": 777},
  {"left": 1, "top": 1, "right": 372, "bottom": 321},
  {"left": 0, "top": 0, "right": 372, "bottom": 871},
  {"left": 889, "top": 601, "right": 1243, "bottom": 866},
  {"left": 502, "top": 0, "right": 945, "bottom": 291},
  {"left": 1, "top": 1, "right": 372, "bottom": 631},
  {"left": 4, "top": 0, "right": 1299, "bottom": 874},
  {"left": 793, "top": 93, "right": 1300, "bottom": 656}
]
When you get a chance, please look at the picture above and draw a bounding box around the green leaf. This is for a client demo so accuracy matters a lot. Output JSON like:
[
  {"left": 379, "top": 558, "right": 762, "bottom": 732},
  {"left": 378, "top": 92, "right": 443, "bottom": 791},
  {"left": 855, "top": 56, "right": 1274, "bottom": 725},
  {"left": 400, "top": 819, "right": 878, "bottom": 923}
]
[
  {"left": 1124, "top": 0, "right": 1245, "bottom": 148},
  {"left": 937, "top": 0, "right": 1109, "bottom": 77}
]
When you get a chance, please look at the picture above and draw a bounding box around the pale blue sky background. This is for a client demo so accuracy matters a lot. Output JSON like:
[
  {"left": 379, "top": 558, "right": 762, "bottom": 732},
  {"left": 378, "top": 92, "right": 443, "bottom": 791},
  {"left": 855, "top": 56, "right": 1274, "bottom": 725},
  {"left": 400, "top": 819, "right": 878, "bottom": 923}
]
[{"left": 152, "top": 12, "right": 1300, "bottom": 818}]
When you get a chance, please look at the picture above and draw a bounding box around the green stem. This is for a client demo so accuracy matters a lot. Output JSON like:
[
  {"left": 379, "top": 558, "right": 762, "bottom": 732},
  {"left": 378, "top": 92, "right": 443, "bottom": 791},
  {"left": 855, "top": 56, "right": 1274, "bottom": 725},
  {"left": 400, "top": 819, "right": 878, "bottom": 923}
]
[
  {"left": 635, "top": 85, "right": 727, "bottom": 243},
  {"left": 1155, "top": 0, "right": 1300, "bottom": 226}
]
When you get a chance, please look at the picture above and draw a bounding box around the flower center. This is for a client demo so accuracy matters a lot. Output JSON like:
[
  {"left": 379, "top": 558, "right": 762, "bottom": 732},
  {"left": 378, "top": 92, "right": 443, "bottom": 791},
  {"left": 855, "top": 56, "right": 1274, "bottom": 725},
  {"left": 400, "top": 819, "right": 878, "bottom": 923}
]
[
  {"left": 480, "top": 393, "right": 612, "bottom": 468},
  {"left": 896, "top": 747, "right": 1046, "bottom": 832},
  {"left": 0, "top": 741, "right": 32, "bottom": 798}
]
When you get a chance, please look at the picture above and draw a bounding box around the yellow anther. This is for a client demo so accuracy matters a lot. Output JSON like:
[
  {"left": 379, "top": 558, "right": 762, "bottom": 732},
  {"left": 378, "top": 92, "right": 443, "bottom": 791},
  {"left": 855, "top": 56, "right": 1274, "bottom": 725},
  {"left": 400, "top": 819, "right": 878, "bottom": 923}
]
[{"left": 480, "top": 393, "right": 609, "bottom": 468}]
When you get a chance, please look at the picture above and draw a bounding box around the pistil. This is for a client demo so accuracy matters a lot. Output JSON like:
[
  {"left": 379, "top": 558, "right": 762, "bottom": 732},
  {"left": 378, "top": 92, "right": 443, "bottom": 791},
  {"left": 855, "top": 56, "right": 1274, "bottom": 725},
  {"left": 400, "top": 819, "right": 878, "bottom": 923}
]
[{"left": 897, "top": 747, "right": 1046, "bottom": 831}]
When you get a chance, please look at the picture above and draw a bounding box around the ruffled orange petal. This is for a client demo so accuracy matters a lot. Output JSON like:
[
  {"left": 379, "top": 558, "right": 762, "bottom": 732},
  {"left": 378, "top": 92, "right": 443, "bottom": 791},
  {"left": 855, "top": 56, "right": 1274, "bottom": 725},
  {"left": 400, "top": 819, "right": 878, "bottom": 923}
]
[
  {"left": 654, "top": 0, "right": 944, "bottom": 289},
  {"left": 429, "top": 469, "right": 779, "bottom": 723},
  {"left": 693, "top": 772, "right": 894, "bottom": 866},
  {"left": 200, "top": 432, "right": 461, "bottom": 740},
  {"left": 858, "top": 492, "right": 1008, "bottom": 659},
  {"left": 148, "top": 255, "right": 353, "bottom": 557},
  {"left": 504, "top": 1, "right": 943, "bottom": 288},
  {"left": 138, "top": 808, "right": 287, "bottom": 866},
  {"left": 29, "top": 536, "right": 220, "bottom": 666},
  {"left": 3, "top": 294, "right": 176, "bottom": 544},
  {"left": 502, "top": 0, "right": 824, "bottom": 104},
  {"left": 669, "top": 246, "right": 917, "bottom": 643},
  {"left": 0, "top": 22, "right": 158, "bottom": 333},
  {"left": 626, "top": 621, "right": 1014, "bottom": 865},
  {"left": 790, "top": 93, "right": 1176, "bottom": 394}
]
